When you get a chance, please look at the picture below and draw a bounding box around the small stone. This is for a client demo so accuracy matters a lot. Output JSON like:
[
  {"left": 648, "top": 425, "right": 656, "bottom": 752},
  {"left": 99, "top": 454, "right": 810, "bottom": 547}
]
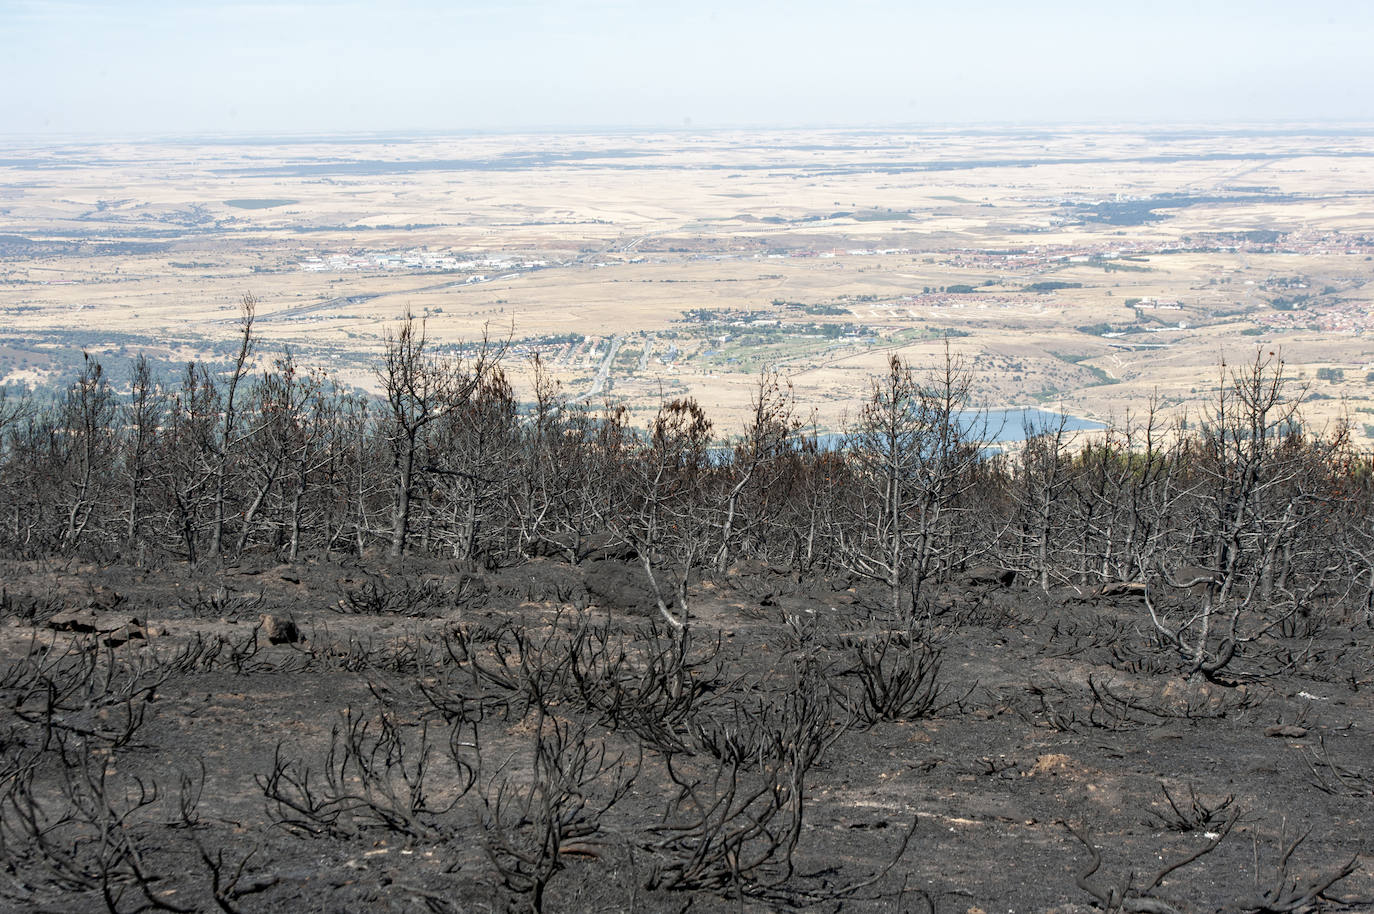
[
  {"left": 1264, "top": 725, "right": 1308, "bottom": 739},
  {"left": 260, "top": 613, "right": 301, "bottom": 644},
  {"left": 1098, "top": 581, "right": 1146, "bottom": 598},
  {"left": 965, "top": 565, "right": 1015, "bottom": 587},
  {"left": 48, "top": 610, "right": 100, "bottom": 633},
  {"left": 103, "top": 623, "right": 146, "bottom": 648},
  {"left": 86, "top": 586, "right": 124, "bottom": 610}
]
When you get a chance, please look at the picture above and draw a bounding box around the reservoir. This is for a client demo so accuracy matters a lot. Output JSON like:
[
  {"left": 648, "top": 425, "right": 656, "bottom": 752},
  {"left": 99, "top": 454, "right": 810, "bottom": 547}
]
[
  {"left": 979, "top": 407, "right": 1106, "bottom": 443},
  {"left": 809, "top": 408, "right": 1107, "bottom": 451}
]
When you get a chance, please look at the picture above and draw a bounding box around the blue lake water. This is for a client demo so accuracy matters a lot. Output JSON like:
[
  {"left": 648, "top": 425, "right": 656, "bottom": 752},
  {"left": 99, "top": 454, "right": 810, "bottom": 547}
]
[
  {"left": 811, "top": 408, "right": 1106, "bottom": 450},
  {"left": 977, "top": 408, "right": 1106, "bottom": 442}
]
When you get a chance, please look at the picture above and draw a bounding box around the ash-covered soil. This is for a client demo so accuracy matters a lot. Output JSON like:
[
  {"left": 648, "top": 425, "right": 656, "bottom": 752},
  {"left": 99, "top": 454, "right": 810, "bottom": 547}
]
[{"left": 1, "top": 555, "right": 1370, "bottom": 913}]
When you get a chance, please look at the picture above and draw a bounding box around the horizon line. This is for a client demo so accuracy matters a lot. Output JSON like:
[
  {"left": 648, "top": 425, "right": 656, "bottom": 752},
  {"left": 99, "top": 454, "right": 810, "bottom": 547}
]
[{"left": 7, "top": 118, "right": 1374, "bottom": 146}]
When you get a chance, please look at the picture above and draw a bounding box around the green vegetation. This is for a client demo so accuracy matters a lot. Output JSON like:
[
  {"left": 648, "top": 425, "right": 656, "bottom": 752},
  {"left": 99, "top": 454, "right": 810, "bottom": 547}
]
[
  {"left": 852, "top": 210, "right": 913, "bottom": 222},
  {"left": 1316, "top": 367, "right": 1345, "bottom": 382},
  {"left": 1230, "top": 229, "right": 1284, "bottom": 243},
  {"left": 224, "top": 199, "right": 298, "bottom": 209},
  {"left": 1075, "top": 322, "right": 1140, "bottom": 336},
  {"left": 1025, "top": 281, "right": 1082, "bottom": 292},
  {"left": 809, "top": 322, "right": 865, "bottom": 339},
  {"left": 1049, "top": 351, "right": 1117, "bottom": 387},
  {"left": 775, "top": 301, "right": 851, "bottom": 316},
  {"left": 528, "top": 332, "right": 586, "bottom": 347},
  {"left": 679, "top": 308, "right": 771, "bottom": 324}
]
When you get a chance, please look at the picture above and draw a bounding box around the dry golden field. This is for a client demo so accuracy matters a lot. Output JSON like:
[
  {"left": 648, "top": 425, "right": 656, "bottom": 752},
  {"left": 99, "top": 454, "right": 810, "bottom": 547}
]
[{"left": 2, "top": 126, "right": 1373, "bottom": 439}]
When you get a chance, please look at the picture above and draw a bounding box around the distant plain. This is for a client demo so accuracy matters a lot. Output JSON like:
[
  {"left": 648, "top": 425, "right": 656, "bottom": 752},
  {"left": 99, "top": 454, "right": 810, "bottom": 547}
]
[{"left": 2, "top": 126, "right": 1372, "bottom": 438}]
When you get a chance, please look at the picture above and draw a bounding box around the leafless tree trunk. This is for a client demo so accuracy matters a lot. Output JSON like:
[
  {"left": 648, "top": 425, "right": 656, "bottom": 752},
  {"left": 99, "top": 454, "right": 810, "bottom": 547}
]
[
  {"left": 207, "top": 294, "right": 257, "bottom": 562},
  {"left": 619, "top": 397, "right": 714, "bottom": 632},
  {"left": 1144, "top": 352, "right": 1327, "bottom": 679},
  {"left": 378, "top": 309, "right": 498, "bottom": 559},
  {"left": 844, "top": 350, "right": 983, "bottom": 615},
  {"left": 121, "top": 354, "right": 164, "bottom": 549},
  {"left": 845, "top": 356, "right": 923, "bottom": 616},
  {"left": 57, "top": 353, "right": 119, "bottom": 551},
  {"left": 164, "top": 362, "right": 221, "bottom": 565},
  {"left": 1012, "top": 411, "right": 1074, "bottom": 594},
  {"left": 714, "top": 370, "right": 796, "bottom": 572},
  {"left": 906, "top": 345, "right": 984, "bottom": 601},
  {"left": 426, "top": 365, "right": 518, "bottom": 561}
]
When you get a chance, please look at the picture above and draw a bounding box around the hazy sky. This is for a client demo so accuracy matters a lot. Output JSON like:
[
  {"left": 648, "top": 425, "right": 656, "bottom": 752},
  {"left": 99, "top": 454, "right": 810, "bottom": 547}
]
[{"left": 4, "top": 0, "right": 1373, "bottom": 137}]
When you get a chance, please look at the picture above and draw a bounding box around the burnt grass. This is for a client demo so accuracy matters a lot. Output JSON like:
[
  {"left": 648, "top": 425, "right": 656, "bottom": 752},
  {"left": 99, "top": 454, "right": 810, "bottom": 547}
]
[{"left": 1, "top": 555, "right": 1371, "bottom": 914}]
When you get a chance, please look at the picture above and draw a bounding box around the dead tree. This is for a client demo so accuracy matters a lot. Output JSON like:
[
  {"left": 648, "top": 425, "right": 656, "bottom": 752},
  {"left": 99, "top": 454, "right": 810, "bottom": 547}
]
[
  {"left": 121, "top": 354, "right": 165, "bottom": 550},
  {"left": 512, "top": 354, "right": 569, "bottom": 557},
  {"left": 1145, "top": 352, "right": 1335, "bottom": 679},
  {"left": 713, "top": 370, "right": 797, "bottom": 572},
  {"left": 905, "top": 345, "right": 986, "bottom": 599},
  {"left": 843, "top": 350, "right": 983, "bottom": 614},
  {"left": 1068, "top": 398, "right": 1183, "bottom": 586},
  {"left": 377, "top": 309, "right": 497, "bottom": 559},
  {"left": 206, "top": 294, "right": 257, "bottom": 562},
  {"left": 56, "top": 352, "right": 120, "bottom": 551},
  {"left": 779, "top": 428, "right": 847, "bottom": 575},
  {"left": 337, "top": 392, "right": 379, "bottom": 557},
  {"left": 424, "top": 364, "right": 518, "bottom": 561},
  {"left": 162, "top": 361, "right": 222, "bottom": 564},
  {"left": 1012, "top": 410, "right": 1075, "bottom": 594},
  {"left": 274, "top": 356, "right": 341, "bottom": 561},
  {"left": 619, "top": 397, "right": 714, "bottom": 631},
  {"left": 844, "top": 355, "right": 926, "bottom": 616},
  {"left": 231, "top": 351, "right": 340, "bottom": 560}
]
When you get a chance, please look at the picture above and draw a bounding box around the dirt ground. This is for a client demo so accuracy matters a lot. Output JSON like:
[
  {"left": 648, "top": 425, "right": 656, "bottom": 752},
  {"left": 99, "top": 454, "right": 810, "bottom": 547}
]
[{"left": 1, "top": 553, "right": 1370, "bottom": 913}]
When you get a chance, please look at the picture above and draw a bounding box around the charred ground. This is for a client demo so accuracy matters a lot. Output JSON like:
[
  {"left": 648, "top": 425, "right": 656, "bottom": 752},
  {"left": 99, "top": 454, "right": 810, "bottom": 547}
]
[{"left": 0, "top": 553, "right": 1370, "bottom": 913}]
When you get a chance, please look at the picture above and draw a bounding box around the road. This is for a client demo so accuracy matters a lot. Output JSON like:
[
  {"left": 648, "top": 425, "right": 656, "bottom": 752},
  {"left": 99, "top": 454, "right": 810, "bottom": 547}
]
[
  {"left": 248, "top": 267, "right": 536, "bottom": 324},
  {"left": 579, "top": 335, "right": 624, "bottom": 402}
]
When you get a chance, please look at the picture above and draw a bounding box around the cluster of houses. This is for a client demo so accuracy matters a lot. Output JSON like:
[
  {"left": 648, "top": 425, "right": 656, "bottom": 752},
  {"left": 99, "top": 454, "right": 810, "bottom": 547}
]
[
  {"left": 297, "top": 249, "right": 548, "bottom": 276},
  {"left": 1253, "top": 298, "right": 1374, "bottom": 335},
  {"left": 932, "top": 230, "right": 1374, "bottom": 274}
]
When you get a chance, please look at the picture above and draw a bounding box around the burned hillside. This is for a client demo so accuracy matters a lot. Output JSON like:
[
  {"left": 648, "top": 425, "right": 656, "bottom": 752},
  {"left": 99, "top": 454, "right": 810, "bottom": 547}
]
[{"left": 0, "top": 300, "right": 1371, "bottom": 913}]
